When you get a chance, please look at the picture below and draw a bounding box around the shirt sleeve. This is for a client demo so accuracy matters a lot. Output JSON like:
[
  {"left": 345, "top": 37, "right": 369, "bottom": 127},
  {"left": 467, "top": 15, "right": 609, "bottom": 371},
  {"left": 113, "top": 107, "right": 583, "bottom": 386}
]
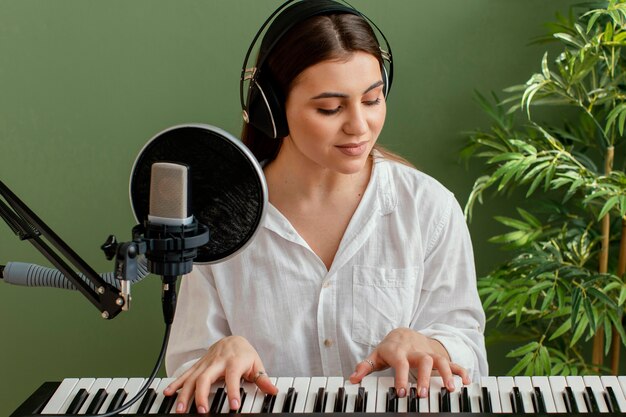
[
  {"left": 411, "top": 193, "right": 489, "bottom": 381},
  {"left": 165, "top": 265, "right": 231, "bottom": 378}
]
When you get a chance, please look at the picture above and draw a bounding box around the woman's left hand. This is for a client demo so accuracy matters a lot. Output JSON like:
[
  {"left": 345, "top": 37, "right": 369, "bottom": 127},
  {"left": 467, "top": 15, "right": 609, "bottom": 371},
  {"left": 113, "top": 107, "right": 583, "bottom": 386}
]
[{"left": 348, "top": 327, "right": 470, "bottom": 398}]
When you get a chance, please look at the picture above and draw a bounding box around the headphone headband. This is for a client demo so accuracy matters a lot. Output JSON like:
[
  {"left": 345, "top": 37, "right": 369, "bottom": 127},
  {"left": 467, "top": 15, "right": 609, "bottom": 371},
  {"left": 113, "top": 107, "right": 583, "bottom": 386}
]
[{"left": 240, "top": 0, "right": 393, "bottom": 139}]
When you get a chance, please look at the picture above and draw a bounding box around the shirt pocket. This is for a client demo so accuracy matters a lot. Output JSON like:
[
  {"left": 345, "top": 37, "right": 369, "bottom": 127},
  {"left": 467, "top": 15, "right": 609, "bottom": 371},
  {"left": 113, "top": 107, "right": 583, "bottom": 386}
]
[{"left": 351, "top": 265, "right": 420, "bottom": 347}]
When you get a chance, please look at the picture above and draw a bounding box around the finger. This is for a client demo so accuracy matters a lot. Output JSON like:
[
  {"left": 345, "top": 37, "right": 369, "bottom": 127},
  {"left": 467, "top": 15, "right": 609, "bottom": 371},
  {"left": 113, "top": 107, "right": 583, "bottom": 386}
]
[
  {"left": 392, "top": 359, "right": 410, "bottom": 398},
  {"left": 411, "top": 353, "right": 433, "bottom": 398},
  {"left": 224, "top": 368, "right": 245, "bottom": 411},
  {"left": 194, "top": 367, "right": 221, "bottom": 414},
  {"left": 349, "top": 358, "right": 376, "bottom": 384},
  {"left": 164, "top": 367, "right": 193, "bottom": 396},
  {"left": 174, "top": 376, "right": 197, "bottom": 414},
  {"left": 450, "top": 362, "right": 471, "bottom": 385},
  {"left": 255, "top": 371, "right": 278, "bottom": 395},
  {"left": 432, "top": 355, "right": 455, "bottom": 391}
]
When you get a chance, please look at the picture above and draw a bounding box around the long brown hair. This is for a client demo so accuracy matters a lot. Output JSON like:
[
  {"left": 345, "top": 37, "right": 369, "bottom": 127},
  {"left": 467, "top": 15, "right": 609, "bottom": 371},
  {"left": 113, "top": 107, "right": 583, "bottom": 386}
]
[{"left": 242, "top": 12, "right": 410, "bottom": 166}]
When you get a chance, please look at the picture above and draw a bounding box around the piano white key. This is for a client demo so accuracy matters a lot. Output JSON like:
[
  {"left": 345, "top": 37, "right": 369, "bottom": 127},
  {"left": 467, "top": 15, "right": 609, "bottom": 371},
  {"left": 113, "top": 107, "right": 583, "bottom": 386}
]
[
  {"left": 120, "top": 377, "right": 146, "bottom": 414},
  {"left": 303, "top": 376, "right": 326, "bottom": 412},
  {"left": 468, "top": 382, "right": 481, "bottom": 413},
  {"left": 428, "top": 376, "right": 444, "bottom": 413},
  {"left": 584, "top": 375, "right": 609, "bottom": 412},
  {"left": 126, "top": 378, "right": 159, "bottom": 415},
  {"left": 397, "top": 383, "right": 408, "bottom": 413},
  {"left": 41, "top": 378, "right": 80, "bottom": 414},
  {"left": 514, "top": 376, "right": 536, "bottom": 413},
  {"left": 547, "top": 376, "right": 569, "bottom": 412},
  {"left": 480, "top": 376, "right": 501, "bottom": 412},
  {"left": 96, "top": 378, "right": 128, "bottom": 414},
  {"left": 566, "top": 375, "right": 589, "bottom": 412},
  {"left": 497, "top": 376, "right": 515, "bottom": 413},
  {"left": 248, "top": 377, "right": 276, "bottom": 413},
  {"left": 324, "top": 377, "right": 345, "bottom": 413},
  {"left": 148, "top": 378, "right": 175, "bottom": 415},
  {"left": 449, "top": 376, "right": 463, "bottom": 413},
  {"left": 360, "top": 376, "right": 378, "bottom": 413},
  {"left": 59, "top": 378, "right": 95, "bottom": 414},
  {"left": 240, "top": 381, "right": 259, "bottom": 413},
  {"left": 532, "top": 376, "right": 557, "bottom": 412},
  {"left": 418, "top": 381, "right": 430, "bottom": 413},
  {"left": 376, "top": 376, "right": 394, "bottom": 412},
  {"left": 77, "top": 377, "right": 112, "bottom": 414},
  {"left": 601, "top": 375, "right": 626, "bottom": 412},
  {"left": 343, "top": 381, "right": 359, "bottom": 413},
  {"left": 272, "top": 377, "right": 294, "bottom": 413},
  {"left": 292, "top": 377, "right": 311, "bottom": 413}
]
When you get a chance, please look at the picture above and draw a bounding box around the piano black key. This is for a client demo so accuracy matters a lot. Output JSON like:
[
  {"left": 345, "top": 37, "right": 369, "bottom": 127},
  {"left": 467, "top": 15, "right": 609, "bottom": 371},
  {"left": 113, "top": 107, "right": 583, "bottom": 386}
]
[
  {"left": 354, "top": 386, "right": 366, "bottom": 412},
  {"left": 533, "top": 386, "right": 547, "bottom": 413},
  {"left": 408, "top": 387, "right": 418, "bottom": 412},
  {"left": 481, "top": 386, "right": 493, "bottom": 413},
  {"left": 65, "top": 388, "right": 89, "bottom": 414},
  {"left": 234, "top": 387, "right": 247, "bottom": 414},
  {"left": 210, "top": 387, "right": 227, "bottom": 414},
  {"left": 85, "top": 387, "right": 108, "bottom": 414},
  {"left": 283, "top": 387, "right": 296, "bottom": 413},
  {"left": 564, "top": 386, "right": 579, "bottom": 413},
  {"left": 584, "top": 386, "right": 600, "bottom": 413},
  {"left": 137, "top": 388, "right": 157, "bottom": 414},
  {"left": 189, "top": 399, "right": 198, "bottom": 414},
  {"left": 386, "top": 387, "right": 397, "bottom": 412},
  {"left": 313, "top": 387, "right": 327, "bottom": 413},
  {"left": 158, "top": 392, "right": 177, "bottom": 414},
  {"left": 440, "top": 387, "right": 451, "bottom": 412},
  {"left": 606, "top": 386, "right": 620, "bottom": 412},
  {"left": 512, "top": 386, "right": 525, "bottom": 413},
  {"left": 106, "top": 388, "right": 127, "bottom": 413},
  {"left": 334, "top": 386, "right": 346, "bottom": 412},
  {"left": 261, "top": 393, "right": 276, "bottom": 413},
  {"left": 460, "top": 386, "right": 471, "bottom": 412}
]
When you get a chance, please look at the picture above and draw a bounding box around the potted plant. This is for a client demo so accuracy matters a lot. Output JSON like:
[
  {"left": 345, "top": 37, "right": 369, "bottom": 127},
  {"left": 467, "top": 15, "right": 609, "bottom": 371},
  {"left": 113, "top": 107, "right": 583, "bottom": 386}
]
[{"left": 463, "top": 0, "right": 626, "bottom": 375}]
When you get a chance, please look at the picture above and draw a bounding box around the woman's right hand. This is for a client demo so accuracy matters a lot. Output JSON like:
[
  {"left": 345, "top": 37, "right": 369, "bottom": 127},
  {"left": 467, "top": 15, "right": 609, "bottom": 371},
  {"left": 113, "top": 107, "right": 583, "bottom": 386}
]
[{"left": 163, "top": 335, "right": 278, "bottom": 414}]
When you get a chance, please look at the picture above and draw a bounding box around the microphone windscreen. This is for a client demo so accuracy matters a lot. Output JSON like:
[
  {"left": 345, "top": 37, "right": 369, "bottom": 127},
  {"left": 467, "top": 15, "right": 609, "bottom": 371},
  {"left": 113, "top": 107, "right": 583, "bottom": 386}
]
[{"left": 149, "top": 162, "right": 191, "bottom": 225}]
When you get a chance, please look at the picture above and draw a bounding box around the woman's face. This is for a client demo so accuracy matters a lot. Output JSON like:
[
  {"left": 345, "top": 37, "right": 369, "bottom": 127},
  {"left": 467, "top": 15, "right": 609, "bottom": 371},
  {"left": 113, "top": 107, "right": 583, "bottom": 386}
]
[{"left": 283, "top": 51, "right": 386, "bottom": 175}]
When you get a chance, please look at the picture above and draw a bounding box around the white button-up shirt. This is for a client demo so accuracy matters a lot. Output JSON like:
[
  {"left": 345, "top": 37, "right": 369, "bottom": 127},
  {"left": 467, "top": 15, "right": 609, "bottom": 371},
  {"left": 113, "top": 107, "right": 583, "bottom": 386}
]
[{"left": 166, "top": 157, "right": 488, "bottom": 381}]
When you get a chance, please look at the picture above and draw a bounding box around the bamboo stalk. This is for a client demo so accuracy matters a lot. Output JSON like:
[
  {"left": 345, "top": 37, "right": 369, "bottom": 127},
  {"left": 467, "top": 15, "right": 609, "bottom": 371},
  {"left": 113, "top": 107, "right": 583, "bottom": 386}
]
[
  {"left": 592, "top": 146, "right": 614, "bottom": 368},
  {"left": 611, "top": 218, "right": 626, "bottom": 374}
]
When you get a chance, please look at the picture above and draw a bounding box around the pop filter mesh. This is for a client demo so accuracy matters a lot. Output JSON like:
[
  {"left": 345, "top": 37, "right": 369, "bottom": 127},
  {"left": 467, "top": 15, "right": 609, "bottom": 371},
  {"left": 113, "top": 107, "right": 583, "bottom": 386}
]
[{"left": 130, "top": 124, "right": 267, "bottom": 264}]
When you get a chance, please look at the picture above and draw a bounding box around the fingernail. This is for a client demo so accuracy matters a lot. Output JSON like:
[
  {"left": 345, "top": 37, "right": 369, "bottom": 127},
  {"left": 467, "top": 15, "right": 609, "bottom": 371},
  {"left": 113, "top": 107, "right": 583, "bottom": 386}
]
[
  {"left": 447, "top": 380, "right": 456, "bottom": 390},
  {"left": 398, "top": 387, "right": 406, "bottom": 397},
  {"left": 419, "top": 387, "right": 428, "bottom": 398},
  {"left": 176, "top": 402, "right": 185, "bottom": 412},
  {"left": 198, "top": 406, "right": 207, "bottom": 414},
  {"left": 231, "top": 398, "right": 240, "bottom": 410},
  {"left": 350, "top": 372, "right": 357, "bottom": 378}
]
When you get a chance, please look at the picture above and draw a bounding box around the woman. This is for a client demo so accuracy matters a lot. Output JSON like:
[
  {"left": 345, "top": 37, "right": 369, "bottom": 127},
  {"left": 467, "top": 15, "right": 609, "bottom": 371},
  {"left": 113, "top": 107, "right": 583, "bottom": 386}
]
[{"left": 164, "top": 0, "right": 488, "bottom": 414}]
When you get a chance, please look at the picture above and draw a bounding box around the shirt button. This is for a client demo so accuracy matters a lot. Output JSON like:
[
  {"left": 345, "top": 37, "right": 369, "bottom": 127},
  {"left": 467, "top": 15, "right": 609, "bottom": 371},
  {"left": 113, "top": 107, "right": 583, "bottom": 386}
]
[
  {"left": 322, "top": 280, "right": 331, "bottom": 288},
  {"left": 324, "top": 339, "right": 333, "bottom": 347}
]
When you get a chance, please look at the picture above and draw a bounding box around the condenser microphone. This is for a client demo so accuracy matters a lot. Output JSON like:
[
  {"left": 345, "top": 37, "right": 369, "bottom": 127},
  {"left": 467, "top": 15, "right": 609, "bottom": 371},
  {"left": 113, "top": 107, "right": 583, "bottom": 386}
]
[
  {"left": 138, "top": 162, "right": 209, "bottom": 278},
  {"left": 0, "top": 258, "right": 149, "bottom": 290}
]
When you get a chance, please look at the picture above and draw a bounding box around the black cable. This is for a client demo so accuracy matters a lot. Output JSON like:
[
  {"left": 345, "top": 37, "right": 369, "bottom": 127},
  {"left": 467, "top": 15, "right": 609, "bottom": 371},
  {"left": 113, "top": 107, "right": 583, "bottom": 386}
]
[{"left": 94, "top": 323, "right": 172, "bottom": 417}]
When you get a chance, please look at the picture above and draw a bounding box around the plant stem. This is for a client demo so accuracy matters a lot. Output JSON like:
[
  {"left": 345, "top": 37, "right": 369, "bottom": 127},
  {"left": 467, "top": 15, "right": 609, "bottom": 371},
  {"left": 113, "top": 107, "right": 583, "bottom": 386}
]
[{"left": 593, "top": 146, "right": 615, "bottom": 368}]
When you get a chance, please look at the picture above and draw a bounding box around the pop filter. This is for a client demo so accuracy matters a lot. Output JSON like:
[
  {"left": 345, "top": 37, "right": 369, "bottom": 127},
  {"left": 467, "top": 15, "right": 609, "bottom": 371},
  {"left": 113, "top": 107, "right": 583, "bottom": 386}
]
[{"left": 129, "top": 124, "right": 268, "bottom": 264}]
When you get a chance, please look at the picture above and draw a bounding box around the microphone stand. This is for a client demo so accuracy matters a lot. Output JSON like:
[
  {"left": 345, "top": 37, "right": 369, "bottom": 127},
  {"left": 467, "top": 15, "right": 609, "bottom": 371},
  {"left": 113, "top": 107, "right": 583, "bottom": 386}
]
[
  {"left": 0, "top": 180, "right": 126, "bottom": 319},
  {"left": 0, "top": 179, "right": 209, "bottom": 323}
]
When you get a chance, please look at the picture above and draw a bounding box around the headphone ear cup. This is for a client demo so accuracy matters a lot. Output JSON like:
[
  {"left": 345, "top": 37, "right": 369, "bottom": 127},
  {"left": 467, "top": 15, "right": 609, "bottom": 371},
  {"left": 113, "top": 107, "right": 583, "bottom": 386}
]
[
  {"left": 246, "top": 75, "right": 289, "bottom": 139},
  {"left": 382, "top": 62, "right": 390, "bottom": 98}
]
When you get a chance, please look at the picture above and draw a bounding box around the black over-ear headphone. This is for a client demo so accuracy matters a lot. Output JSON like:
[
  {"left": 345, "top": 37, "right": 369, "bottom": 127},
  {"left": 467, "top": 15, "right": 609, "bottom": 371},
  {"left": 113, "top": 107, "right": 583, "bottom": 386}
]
[{"left": 240, "top": 0, "right": 393, "bottom": 139}]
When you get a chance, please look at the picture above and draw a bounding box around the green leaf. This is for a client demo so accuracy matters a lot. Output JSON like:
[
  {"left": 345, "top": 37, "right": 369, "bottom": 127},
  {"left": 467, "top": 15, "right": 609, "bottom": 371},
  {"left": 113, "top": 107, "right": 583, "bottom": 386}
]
[
  {"left": 598, "top": 196, "right": 620, "bottom": 220},
  {"left": 541, "top": 52, "right": 550, "bottom": 79},
  {"left": 508, "top": 352, "right": 535, "bottom": 376},
  {"left": 549, "top": 319, "right": 572, "bottom": 340},
  {"left": 507, "top": 341, "right": 540, "bottom": 358},
  {"left": 570, "top": 314, "right": 589, "bottom": 346}
]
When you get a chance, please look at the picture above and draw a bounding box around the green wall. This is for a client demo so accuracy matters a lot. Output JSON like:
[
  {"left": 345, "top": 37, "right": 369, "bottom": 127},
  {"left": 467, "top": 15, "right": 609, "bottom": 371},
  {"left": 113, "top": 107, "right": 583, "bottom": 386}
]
[{"left": 0, "top": 0, "right": 576, "bottom": 414}]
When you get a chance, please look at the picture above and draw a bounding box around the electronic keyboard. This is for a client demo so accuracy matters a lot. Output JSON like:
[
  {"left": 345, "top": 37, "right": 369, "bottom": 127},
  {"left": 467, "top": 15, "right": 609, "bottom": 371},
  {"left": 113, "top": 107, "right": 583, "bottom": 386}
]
[{"left": 10, "top": 375, "right": 626, "bottom": 416}]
